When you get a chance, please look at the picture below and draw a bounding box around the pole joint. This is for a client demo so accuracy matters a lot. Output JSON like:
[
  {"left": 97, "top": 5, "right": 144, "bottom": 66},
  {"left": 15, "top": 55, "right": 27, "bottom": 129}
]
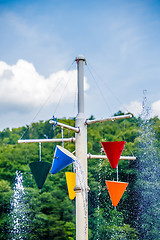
[{"left": 74, "top": 185, "right": 90, "bottom": 193}]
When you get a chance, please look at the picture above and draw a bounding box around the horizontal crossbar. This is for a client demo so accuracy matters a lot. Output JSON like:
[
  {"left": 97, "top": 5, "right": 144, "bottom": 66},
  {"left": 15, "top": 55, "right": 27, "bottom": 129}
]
[
  {"left": 87, "top": 153, "right": 136, "bottom": 160},
  {"left": 18, "top": 137, "right": 75, "bottom": 144}
]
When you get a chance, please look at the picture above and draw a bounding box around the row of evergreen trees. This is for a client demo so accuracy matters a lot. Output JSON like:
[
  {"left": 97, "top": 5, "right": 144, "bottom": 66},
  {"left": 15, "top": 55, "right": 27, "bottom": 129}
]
[{"left": 0, "top": 112, "right": 159, "bottom": 239}]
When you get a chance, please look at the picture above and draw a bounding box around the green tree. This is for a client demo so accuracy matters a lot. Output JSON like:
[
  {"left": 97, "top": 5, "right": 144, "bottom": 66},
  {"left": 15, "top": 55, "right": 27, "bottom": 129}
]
[{"left": 0, "top": 114, "right": 159, "bottom": 239}]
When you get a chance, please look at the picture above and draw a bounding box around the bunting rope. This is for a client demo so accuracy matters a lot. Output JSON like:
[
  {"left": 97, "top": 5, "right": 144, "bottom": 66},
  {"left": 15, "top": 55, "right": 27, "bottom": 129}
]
[
  {"left": 86, "top": 62, "right": 130, "bottom": 115},
  {"left": 86, "top": 64, "right": 113, "bottom": 116},
  {"left": 52, "top": 70, "right": 73, "bottom": 116},
  {"left": 19, "top": 60, "right": 75, "bottom": 140}
]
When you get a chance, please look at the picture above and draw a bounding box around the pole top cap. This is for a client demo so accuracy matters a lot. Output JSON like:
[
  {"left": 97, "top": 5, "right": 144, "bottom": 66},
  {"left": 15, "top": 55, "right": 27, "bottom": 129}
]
[{"left": 75, "top": 55, "right": 86, "bottom": 61}]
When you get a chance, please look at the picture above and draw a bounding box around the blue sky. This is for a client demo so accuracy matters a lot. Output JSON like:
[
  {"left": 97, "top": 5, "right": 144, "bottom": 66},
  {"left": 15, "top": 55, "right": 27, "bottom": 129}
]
[{"left": 0, "top": 0, "right": 160, "bottom": 130}]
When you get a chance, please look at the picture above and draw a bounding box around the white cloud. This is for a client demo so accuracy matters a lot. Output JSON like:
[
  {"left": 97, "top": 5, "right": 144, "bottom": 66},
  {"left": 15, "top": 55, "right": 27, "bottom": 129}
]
[
  {"left": 122, "top": 99, "right": 160, "bottom": 119},
  {"left": 123, "top": 101, "right": 142, "bottom": 117},
  {"left": 151, "top": 100, "right": 160, "bottom": 118},
  {"left": 0, "top": 59, "right": 89, "bottom": 113}
]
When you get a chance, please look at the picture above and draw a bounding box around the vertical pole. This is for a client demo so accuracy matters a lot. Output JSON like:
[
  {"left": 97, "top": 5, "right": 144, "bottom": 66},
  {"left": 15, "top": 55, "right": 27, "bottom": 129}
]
[
  {"left": 77, "top": 56, "right": 84, "bottom": 114},
  {"left": 75, "top": 55, "right": 88, "bottom": 240},
  {"left": 61, "top": 127, "right": 64, "bottom": 148},
  {"left": 39, "top": 142, "right": 41, "bottom": 161},
  {"left": 117, "top": 164, "right": 118, "bottom": 182}
]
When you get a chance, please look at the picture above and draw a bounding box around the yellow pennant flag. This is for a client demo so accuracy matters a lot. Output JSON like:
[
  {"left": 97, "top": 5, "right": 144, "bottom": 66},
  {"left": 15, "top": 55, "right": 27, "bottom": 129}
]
[{"left": 65, "top": 172, "right": 76, "bottom": 200}]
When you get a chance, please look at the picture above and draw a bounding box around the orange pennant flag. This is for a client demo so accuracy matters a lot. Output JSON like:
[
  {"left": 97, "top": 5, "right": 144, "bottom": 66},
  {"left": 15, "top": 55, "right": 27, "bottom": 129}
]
[{"left": 106, "top": 180, "right": 128, "bottom": 207}]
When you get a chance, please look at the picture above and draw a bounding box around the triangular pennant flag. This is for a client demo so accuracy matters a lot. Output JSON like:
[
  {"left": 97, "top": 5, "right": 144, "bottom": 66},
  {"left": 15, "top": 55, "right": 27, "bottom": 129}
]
[
  {"left": 105, "top": 180, "right": 128, "bottom": 207},
  {"left": 65, "top": 172, "right": 76, "bottom": 200},
  {"left": 51, "top": 145, "right": 76, "bottom": 175},
  {"left": 29, "top": 161, "right": 52, "bottom": 189},
  {"left": 101, "top": 141, "right": 126, "bottom": 168}
]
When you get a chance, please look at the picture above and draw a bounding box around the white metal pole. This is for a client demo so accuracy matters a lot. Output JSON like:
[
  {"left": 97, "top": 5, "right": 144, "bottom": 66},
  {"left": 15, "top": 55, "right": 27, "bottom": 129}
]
[
  {"left": 61, "top": 127, "right": 64, "bottom": 148},
  {"left": 39, "top": 142, "right": 41, "bottom": 161},
  {"left": 49, "top": 120, "right": 80, "bottom": 133},
  {"left": 85, "top": 114, "right": 132, "bottom": 125},
  {"left": 18, "top": 138, "right": 75, "bottom": 144},
  {"left": 87, "top": 154, "right": 136, "bottom": 161},
  {"left": 75, "top": 55, "right": 88, "bottom": 240},
  {"left": 77, "top": 55, "right": 85, "bottom": 114}
]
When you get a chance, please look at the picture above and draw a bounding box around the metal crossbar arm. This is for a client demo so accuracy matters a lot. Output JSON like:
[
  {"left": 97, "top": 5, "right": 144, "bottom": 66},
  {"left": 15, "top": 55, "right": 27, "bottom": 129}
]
[
  {"left": 18, "top": 137, "right": 75, "bottom": 144},
  {"left": 85, "top": 114, "right": 132, "bottom": 125},
  {"left": 87, "top": 153, "right": 136, "bottom": 160},
  {"left": 49, "top": 119, "right": 80, "bottom": 133}
]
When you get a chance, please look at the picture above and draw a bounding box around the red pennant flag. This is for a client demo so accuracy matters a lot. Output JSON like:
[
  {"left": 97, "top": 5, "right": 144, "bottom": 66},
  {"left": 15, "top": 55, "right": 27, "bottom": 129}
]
[{"left": 101, "top": 141, "right": 126, "bottom": 168}]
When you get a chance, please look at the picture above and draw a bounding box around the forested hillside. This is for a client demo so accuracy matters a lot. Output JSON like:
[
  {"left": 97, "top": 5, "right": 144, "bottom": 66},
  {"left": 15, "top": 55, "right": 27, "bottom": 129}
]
[{"left": 0, "top": 112, "right": 159, "bottom": 240}]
